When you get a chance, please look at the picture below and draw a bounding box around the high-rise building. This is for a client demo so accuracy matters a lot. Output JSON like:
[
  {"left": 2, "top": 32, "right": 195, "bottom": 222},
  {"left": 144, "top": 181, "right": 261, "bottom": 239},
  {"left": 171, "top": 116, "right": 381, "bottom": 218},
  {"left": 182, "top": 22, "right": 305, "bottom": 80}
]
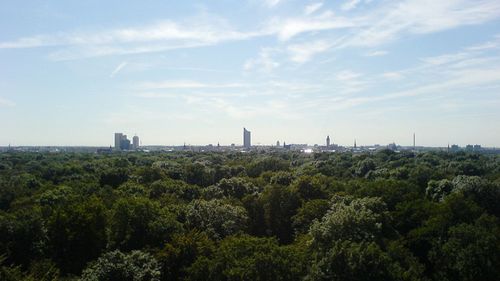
[
  {"left": 243, "top": 128, "right": 251, "bottom": 149},
  {"left": 326, "top": 135, "right": 331, "bottom": 147},
  {"left": 133, "top": 135, "right": 140, "bottom": 149},
  {"left": 114, "top": 133, "right": 131, "bottom": 150},
  {"left": 276, "top": 140, "right": 280, "bottom": 147},
  {"left": 114, "top": 133, "right": 123, "bottom": 150},
  {"left": 121, "top": 134, "right": 130, "bottom": 150}
]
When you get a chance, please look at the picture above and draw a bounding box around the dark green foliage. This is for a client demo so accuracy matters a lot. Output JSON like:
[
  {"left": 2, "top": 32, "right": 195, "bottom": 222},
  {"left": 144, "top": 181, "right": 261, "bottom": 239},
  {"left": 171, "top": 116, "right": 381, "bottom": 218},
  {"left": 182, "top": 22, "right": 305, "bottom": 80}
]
[
  {"left": 0, "top": 150, "right": 499, "bottom": 280},
  {"left": 46, "top": 197, "right": 107, "bottom": 274},
  {"left": 310, "top": 196, "right": 395, "bottom": 249},
  {"left": 292, "top": 199, "right": 330, "bottom": 234},
  {"left": 246, "top": 157, "right": 290, "bottom": 177},
  {"left": 187, "top": 235, "right": 306, "bottom": 281},
  {"left": 212, "top": 177, "right": 258, "bottom": 199},
  {"left": 306, "top": 241, "right": 423, "bottom": 281},
  {"left": 149, "top": 178, "right": 199, "bottom": 201},
  {"left": 185, "top": 199, "right": 248, "bottom": 240},
  {"left": 81, "top": 250, "right": 160, "bottom": 281},
  {"left": 108, "top": 197, "right": 181, "bottom": 251},
  {"left": 99, "top": 168, "right": 129, "bottom": 188},
  {"left": 429, "top": 214, "right": 500, "bottom": 281},
  {"left": 426, "top": 179, "right": 453, "bottom": 202},
  {"left": 155, "top": 230, "right": 215, "bottom": 280},
  {"left": 261, "top": 185, "right": 301, "bottom": 243},
  {"left": 0, "top": 207, "right": 47, "bottom": 267}
]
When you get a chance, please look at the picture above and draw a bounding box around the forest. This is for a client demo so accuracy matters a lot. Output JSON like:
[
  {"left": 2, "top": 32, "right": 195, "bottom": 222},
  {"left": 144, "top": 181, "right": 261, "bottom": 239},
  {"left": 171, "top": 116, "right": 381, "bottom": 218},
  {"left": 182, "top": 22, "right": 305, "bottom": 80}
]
[{"left": 0, "top": 149, "right": 499, "bottom": 280}]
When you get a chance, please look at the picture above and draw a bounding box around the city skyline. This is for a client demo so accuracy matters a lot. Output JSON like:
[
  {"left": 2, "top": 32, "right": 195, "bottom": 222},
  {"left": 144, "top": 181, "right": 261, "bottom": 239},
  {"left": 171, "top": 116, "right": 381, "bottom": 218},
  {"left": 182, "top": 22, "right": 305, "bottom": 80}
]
[{"left": 1, "top": 1, "right": 500, "bottom": 146}]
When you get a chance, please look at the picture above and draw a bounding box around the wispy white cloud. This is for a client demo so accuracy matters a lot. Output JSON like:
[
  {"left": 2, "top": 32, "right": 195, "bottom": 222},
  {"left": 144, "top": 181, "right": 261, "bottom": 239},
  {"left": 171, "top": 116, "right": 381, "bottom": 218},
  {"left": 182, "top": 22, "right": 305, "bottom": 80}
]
[
  {"left": 304, "top": 2, "right": 323, "bottom": 15},
  {"left": 269, "top": 0, "right": 500, "bottom": 64},
  {"left": 269, "top": 12, "right": 359, "bottom": 41},
  {"left": 244, "top": 48, "right": 280, "bottom": 72},
  {"left": 1, "top": 0, "right": 499, "bottom": 67},
  {"left": 0, "top": 16, "right": 265, "bottom": 60},
  {"left": 335, "top": 70, "right": 361, "bottom": 81},
  {"left": 465, "top": 36, "right": 500, "bottom": 51},
  {"left": 342, "top": 0, "right": 500, "bottom": 48},
  {"left": 263, "top": 0, "right": 284, "bottom": 8},
  {"left": 110, "top": 61, "right": 128, "bottom": 78},
  {"left": 381, "top": 72, "right": 404, "bottom": 80},
  {"left": 136, "top": 80, "right": 248, "bottom": 90},
  {"left": 341, "top": 0, "right": 362, "bottom": 11},
  {"left": 364, "top": 50, "right": 388, "bottom": 57},
  {"left": 287, "top": 40, "right": 331, "bottom": 63}
]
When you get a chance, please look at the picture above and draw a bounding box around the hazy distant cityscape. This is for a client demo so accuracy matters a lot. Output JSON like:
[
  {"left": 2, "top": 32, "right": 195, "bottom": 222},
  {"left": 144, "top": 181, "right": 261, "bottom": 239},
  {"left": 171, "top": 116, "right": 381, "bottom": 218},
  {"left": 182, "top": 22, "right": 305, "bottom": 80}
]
[{"left": 1, "top": 128, "right": 497, "bottom": 154}]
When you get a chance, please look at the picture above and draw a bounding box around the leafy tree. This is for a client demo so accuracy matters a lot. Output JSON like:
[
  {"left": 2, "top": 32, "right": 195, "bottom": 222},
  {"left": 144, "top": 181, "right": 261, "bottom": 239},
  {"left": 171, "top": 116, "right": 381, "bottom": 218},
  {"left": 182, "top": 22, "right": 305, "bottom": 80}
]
[
  {"left": 246, "top": 157, "right": 289, "bottom": 177},
  {"left": 309, "top": 196, "right": 393, "bottom": 247},
  {"left": 355, "top": 158, "right": 376, "bottom": 177},
  {"left": 149, "top": 178, "right": 200, "bottom": 201},
  {"left": 213, "top": 177, "right": 258, "bottom": 199},
  {"left": 187, "top": 235, "right": 306, "bottom": 281},
  {"left": 0, "top": 207, "right": 47, "bottom": 268},
  {"left": 155, "top": 230, "right": 215, "bottom": 281},
  {"left": 184, "top": 162, "right": 215, "bottom": 187},
  {"left": 429, "top": 214, "right": 500, "bottom": 281},
  {"left": 451, "top": 175, "right": 500, "bottom": 216},
  {"left": 46, "top": 196, "right": 107, "bottom": 274},
  {"left": 290, "top": 176, "right": 327, "bottom": 201},
  {"left": 261, "top": 185, "right": 301, "bottom": 243},
  {"left": 108, "top": 197, "right": 181, "bottom": 251},
  {"left": 81, "top": 250, "right": 160, "bottom": 281},
  {"left": 99, "top": 168, "right": 129, "bottom": 188},
  {"left": 185, "top": 199, "right": 248, "bottom": 240},
  {"left": 270, "top": 171, "right": 295, "bottom": 186},
  {"left": 292, "top": 199, "right": 330, "bottom": 234},
  {"left": 426, "top": 179, "right": 453, "bottom": 202},
  {"left": 306, "top": 241, "right": 423, "bottom": 281}
]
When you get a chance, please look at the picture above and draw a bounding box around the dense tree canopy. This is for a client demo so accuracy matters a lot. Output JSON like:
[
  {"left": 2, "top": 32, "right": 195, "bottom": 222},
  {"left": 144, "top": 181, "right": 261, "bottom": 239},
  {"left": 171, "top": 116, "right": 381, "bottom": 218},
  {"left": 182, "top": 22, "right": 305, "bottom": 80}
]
[{"left": 0, "top": 150, "right": 499, "bottom": 280}]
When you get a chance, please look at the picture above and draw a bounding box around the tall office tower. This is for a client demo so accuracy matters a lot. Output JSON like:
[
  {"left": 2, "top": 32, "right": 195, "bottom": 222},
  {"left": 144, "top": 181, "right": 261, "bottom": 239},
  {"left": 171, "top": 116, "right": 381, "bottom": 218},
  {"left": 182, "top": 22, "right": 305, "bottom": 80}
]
[
  {"left": 114, "top": 133, "right": 123, "bottom": 150},
  {"left": 120, "top": 135, "right": 131, "bottom": 150},
  {"left": 276, "top": 140, "right": 280, "bottom": 147},
  {"left": 243, "top": 128, "right": 251, "bottom": 148},
  {"left": 413, "top": 133, "right": 416, "bottom": 150},
  {"left": 133, "top": 135, "right": 140, "bottom": 149},
  {"left": 354, "top": 139, "right": 357, "bottom": 149},
  {"left": 326, "top": 135, "right": 331, "bottom": 147}
]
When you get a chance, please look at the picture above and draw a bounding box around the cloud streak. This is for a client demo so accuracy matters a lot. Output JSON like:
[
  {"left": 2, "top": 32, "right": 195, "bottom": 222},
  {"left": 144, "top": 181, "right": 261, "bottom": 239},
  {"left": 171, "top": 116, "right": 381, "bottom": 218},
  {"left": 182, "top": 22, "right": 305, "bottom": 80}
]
[
  {"left": 110, "top": 61, "right": 128, "bottom": 78},
  {"left": 2, "top": 0, "right": 499, "bottom": 62}
]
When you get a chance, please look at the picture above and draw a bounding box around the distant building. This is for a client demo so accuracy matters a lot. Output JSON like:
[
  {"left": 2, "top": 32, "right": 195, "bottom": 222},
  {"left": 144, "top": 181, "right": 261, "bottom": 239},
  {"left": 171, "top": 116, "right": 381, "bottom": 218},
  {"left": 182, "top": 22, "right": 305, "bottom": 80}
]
[
  {"left": 276, "top": 140, "right": 280, "bottom": 147},
  {"left": 387, "top": 142, "right": 397, "bottom": 150},
  {"left": 133, "top": 135, "right": 140, "bottom": 149},
  {"left": 114, "top": 133, "right": 131, "bottom": 150},
  {"left": 243, "top": 128, "right": 251, "bottom": 149},
  {"left": 326, "top": 135, "right": 331, "bottom": 147},
  {"left": 114, "top": 133, "right": 123, "bottom": 149},
  {"left": 121, "top": 135, "right": 131, "bottom": 150},
  {"left": 283, "top": 141, "right": 291, "bottom": 150}
]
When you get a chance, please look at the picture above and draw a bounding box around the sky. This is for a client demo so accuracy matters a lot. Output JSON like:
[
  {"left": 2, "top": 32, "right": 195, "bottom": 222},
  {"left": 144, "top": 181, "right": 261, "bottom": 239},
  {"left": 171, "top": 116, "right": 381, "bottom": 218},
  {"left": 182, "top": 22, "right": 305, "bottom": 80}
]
[{"left": 1, "top": 0, "right": 500, "bottom": 147}]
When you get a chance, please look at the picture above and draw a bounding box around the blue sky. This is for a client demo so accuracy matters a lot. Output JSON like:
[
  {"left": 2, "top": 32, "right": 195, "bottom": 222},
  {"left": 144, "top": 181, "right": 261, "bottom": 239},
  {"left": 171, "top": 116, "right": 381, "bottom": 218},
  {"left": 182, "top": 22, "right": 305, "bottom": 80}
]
[{"left": 1, "top": 0, "right": 500, "bottom": 147}]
